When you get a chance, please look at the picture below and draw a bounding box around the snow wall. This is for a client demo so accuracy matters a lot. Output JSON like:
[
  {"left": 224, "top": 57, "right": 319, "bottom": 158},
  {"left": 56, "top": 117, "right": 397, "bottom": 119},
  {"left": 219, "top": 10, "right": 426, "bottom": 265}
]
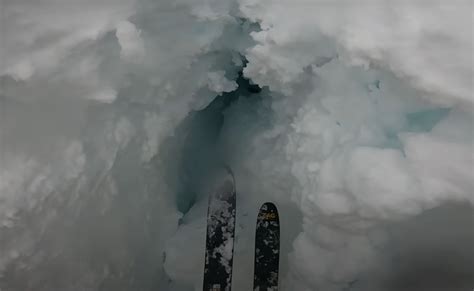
[{"left": 1, "top": 0, "right": 473, "bottom": 290}]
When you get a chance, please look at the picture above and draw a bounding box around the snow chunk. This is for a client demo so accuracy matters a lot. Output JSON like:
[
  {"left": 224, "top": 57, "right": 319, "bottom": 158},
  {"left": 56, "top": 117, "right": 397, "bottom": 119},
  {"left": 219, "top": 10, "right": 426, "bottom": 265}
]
[
  {"left": 207, "top": 71, "right": 238, "bottom": 94},
  {"left": 116, "top": 20, "right": 145, "bottom": 63}
]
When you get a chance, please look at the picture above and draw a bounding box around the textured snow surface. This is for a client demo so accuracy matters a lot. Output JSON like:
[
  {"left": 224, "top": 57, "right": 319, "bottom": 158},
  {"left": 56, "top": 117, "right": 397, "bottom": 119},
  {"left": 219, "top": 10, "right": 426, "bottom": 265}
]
[{"left": 1, "top": 0, "right": 473, "bottom": 290}]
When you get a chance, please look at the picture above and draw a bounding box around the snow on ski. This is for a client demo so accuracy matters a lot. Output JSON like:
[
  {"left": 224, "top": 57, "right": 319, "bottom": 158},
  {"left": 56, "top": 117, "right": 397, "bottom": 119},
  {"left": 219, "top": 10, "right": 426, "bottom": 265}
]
[{"left": 203, "top": 167, "right": 236, "bottom": 291}]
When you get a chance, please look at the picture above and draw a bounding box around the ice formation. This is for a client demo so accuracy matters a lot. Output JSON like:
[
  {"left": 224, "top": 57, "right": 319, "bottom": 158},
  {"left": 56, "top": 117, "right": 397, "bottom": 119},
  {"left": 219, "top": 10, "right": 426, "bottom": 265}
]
[{"left": 0, "top": 0, "right": 473, "bottom": 290}]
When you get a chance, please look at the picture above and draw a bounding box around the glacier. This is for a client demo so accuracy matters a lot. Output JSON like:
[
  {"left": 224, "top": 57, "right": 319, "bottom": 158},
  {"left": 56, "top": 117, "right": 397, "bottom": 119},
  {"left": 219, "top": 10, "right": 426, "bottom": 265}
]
[{"left": 0, "top": 0, "right": 473, "bottom": 290}]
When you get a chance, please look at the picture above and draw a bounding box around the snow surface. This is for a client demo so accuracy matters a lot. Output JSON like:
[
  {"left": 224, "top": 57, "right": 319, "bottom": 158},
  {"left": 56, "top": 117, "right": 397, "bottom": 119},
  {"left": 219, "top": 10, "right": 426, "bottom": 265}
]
[{"left": 1, "top": 0, "right": 473, "bottom": 290}]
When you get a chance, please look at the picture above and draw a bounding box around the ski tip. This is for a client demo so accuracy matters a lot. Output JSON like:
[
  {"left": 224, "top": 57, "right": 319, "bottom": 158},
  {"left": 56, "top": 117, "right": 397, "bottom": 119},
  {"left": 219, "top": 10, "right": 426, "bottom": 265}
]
[
  {"left": 260, "top": 202, "right": 278, "bottom": 212},
  {"left": 258, "top": 202, "right": 279, "bottom": 221}
]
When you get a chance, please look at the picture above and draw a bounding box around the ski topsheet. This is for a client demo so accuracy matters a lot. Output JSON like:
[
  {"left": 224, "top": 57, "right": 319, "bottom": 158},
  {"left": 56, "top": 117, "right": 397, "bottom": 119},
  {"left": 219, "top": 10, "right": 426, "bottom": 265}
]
[
  {"left": 253, "top": 202, "right": 280, "bottom": 291},
  {"left": 203, "top": 168, "right": 236, "bottom": 291}
]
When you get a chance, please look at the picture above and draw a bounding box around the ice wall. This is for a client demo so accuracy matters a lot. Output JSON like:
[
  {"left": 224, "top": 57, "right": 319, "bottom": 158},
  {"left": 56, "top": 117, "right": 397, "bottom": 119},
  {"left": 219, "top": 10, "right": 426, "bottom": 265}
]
[
  {"left": 1, "top": 0, "right": 247, "bottom": 289},
  {"left": 1, "top": 0, "right": 473, "bottom": 290}
]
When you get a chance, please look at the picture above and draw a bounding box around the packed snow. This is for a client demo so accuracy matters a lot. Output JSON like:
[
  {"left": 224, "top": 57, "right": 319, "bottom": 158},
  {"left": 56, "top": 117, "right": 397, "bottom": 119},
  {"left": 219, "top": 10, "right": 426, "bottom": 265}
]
[{"left": 0, "top": 0, "right": 473, "bottom": 290}]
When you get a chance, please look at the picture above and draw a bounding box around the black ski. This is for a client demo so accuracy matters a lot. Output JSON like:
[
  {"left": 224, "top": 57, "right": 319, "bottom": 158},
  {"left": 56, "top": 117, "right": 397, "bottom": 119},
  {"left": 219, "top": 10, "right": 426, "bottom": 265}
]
[
  {"left": 253, "top": 202, "right": 280, "bottom": 291},
  {"left": 203, "top": 168, "right": 236, "bottom": 291}
]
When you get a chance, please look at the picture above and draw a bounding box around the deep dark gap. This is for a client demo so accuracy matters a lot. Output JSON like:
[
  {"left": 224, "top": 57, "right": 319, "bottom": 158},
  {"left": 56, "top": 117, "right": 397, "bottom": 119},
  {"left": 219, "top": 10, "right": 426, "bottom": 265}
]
[{"left": 158, "top": 68, "right": 262, "bottom": 214}]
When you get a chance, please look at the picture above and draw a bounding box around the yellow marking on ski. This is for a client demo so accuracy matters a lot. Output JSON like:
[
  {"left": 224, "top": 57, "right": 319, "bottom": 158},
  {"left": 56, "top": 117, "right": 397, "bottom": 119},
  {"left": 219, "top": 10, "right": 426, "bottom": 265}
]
[{"left": 262, "top": 213, "right": 277, "bottom": 220}]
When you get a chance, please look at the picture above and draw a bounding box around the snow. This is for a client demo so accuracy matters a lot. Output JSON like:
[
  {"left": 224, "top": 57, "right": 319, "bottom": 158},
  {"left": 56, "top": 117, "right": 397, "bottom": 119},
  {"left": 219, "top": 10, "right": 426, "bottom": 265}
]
[
  {"left": 207, "top": 71, "right": 238, "bottom": 94},
  {"left": 1, "top": 0, "right": 473, "bottom": 290},
  {"left": 241, "top": 0, "right": 474, "bottom": 107},
  {"left": 116, "top": 20, "right": 146, "bottom": 63}
]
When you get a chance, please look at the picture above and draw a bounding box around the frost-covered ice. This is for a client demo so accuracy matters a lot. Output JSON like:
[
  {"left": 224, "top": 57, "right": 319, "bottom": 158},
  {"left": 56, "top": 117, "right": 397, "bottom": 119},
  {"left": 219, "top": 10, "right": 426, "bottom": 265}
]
[{"left": 1, "top": 0, "right": 473, "bottom": 290}]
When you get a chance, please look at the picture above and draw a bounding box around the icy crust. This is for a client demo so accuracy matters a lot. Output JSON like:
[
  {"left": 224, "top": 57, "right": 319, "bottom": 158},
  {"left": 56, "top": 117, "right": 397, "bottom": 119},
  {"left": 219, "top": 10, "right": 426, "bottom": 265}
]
[{"left": 203, "top": 170, "right": 237, "bottom": 291}]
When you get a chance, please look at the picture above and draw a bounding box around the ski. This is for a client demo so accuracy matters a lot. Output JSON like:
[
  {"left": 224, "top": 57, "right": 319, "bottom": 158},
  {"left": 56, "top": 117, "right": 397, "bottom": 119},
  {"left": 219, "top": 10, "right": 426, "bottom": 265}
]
[
  {"left": 253, "top": 202, "right": 280, "bottom": 291},
  {"left": 203, "top": 168, "right": 237, "bottom": 291}
]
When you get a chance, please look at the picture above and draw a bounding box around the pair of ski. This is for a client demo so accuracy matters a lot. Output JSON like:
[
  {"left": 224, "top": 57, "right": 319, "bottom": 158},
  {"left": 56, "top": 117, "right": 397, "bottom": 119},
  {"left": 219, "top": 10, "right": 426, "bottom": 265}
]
[{"left": 203, "top": 169, "right": 280, "bottom": 291}]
